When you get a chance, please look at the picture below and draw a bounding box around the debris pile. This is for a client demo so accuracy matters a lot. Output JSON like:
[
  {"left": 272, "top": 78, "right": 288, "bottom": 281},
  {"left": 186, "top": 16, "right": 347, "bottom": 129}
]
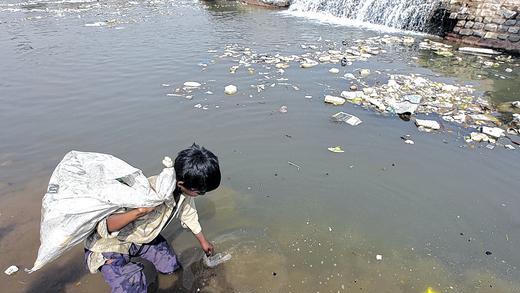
[{"left": 163, "top": 35, "right": 519, "bottom": 151}]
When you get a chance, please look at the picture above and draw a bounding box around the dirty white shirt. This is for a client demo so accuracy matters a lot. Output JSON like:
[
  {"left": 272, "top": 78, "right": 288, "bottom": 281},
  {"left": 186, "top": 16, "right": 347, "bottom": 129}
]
[{"left": 84, "top": 191, "right": 201, "bottom": 273}]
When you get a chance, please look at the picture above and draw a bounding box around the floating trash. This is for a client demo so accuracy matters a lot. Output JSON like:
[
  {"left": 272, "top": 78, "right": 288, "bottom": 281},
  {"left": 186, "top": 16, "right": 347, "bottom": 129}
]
[
  {"left": 327, "top": 146, "right": 344, "bottom": 153},
  {"left": 279, "top": 106, "right": 288, "bottom": 113},
  {"left": 324, "top": 95, "right": 346, "bottom": 106},
  {"left": 344, "top": 73, "right": 355, "bottom": 79},
  {"left": 331, "top": 112, "right": 362, "bottom": 126},
  {"left": 203, "top": 252, "right": 232, "bottom": 268},
  {"left": 329, "top": 68, "right": 339, "bottom": 74},
  {"left": 224, "top": 85, "right": 237, "bottom": 95},
  {"left": 470, "top": 132, "right": 489, "bottom": 142},
  {"left": 401, "top": 135, "right": 414, "bottom": 145},
  {"left": 481, "top": 126, "right": 505, "bottom": 138},
  {"left": 275, "top": 63, "right": 290, "bottom": 69},
  {"left": 4, "top": 265, "right": 18, "bottom": 276},
  {"left": 301, "top": 60, "right": 319, "bottom": 68},
  {"left": 85, "top": 22, "right": 106, "bottom": 27},
  {"left": 415, "top": 119, "right": 441, "bottom": 131},
  {"left": 458, "top": 47, "right": 501, "bottom": 55},
  {"left": 359, "top": 69, "right": 370, "bottom": 77},
  {"left": 340, "top": 91, "right": 363, "bottom": 104},
  {"left": 229, "top": 65, "right": 239, "bottom": 74},
  {"left": 434, "top": 50, "right": 454, "bottom": 57},
  {"left": 424, "top": 287, "right": 439, "bottom": 293},
  {"left": 184, "top": 81, "right": 201, "bottom": 88}
]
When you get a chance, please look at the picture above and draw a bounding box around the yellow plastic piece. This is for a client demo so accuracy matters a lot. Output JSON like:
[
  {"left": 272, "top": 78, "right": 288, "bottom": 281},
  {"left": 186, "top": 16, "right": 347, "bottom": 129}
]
[
  {"left": 425, "top": 287, "right": 439, "bottom": 293},
  {"left": 328, "top": 146, "right": 345, "bottom": 153},
  {"left": 347, "top": 97, "right": 363, "bottom": 105}
]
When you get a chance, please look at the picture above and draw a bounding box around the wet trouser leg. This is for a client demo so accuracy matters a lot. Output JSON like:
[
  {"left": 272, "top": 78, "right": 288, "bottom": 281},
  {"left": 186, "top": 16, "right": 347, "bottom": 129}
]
[
  {"left": 99, "top": 252, "right": 147, "bottom": 293},
  {"left": 130, "top": 234, "right": 180, "bottom": 274},
  {"left": 84, "top": 235, "right": 179, "bottom": 293}
]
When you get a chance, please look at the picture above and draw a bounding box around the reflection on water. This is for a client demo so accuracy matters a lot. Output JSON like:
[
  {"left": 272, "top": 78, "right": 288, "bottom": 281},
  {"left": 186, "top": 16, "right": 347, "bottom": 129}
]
[
  {"left": 0, "top": 1, "right": 519, "bottom": 292},
  {"left": 416, "top": 48, "right": 520, "bottom": 105}
]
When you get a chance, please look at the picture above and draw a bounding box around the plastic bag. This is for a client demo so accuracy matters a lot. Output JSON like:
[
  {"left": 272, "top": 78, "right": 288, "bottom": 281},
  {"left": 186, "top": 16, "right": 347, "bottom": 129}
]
[
  {"left": 27, "top": 150, "right": 176, "bottom": 273},
  {"left": 203, "top": 252, "right": 232, "bottom": 268}
]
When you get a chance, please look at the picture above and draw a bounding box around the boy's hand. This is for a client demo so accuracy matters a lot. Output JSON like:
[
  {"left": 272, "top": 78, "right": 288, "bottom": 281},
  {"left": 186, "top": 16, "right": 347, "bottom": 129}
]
[
  {"left": 201, "top": 240, "right": 214, "bottom": 256},
  {"left": 195, "top": 232, "right": 214, "bottom": 255}
]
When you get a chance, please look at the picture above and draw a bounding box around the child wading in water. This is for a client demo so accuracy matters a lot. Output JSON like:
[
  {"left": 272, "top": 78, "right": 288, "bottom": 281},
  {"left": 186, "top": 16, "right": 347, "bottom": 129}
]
[{"left": 84, "top": 144, "right": 221, "bottom": 292}]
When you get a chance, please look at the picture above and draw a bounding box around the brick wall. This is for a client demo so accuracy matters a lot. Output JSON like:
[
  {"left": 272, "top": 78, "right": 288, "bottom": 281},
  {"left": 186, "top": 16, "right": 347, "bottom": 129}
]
[{"left": 445, "top": 0, "right": 519, "bottom": 53}]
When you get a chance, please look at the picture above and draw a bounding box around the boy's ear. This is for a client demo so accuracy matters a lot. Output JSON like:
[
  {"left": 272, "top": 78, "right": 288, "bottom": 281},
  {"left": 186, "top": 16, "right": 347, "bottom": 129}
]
[{"left": 177, "top": 181, "right": 184, "bottom": 188}]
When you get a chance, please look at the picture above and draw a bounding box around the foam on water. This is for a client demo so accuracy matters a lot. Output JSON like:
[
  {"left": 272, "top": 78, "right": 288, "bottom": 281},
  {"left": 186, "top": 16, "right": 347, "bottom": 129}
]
[
  {"left": 281, "top": 10, "right": 428, "bottom": 35},
  {"left": 287, "top": 0, "right": 442, "bottom": 33}
]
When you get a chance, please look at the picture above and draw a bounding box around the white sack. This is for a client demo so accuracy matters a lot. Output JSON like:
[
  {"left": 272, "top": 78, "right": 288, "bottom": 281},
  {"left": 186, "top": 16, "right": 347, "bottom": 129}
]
[{"left": 27, "top": 151, "right": 176, "bottom": 273}]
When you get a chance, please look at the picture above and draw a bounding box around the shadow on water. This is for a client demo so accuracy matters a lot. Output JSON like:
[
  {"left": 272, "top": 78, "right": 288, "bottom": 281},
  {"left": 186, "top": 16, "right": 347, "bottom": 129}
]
[
  {"left": 0, "top": 223, "right": 15, "bottom": 242},
  {"left": 25, "top": 255, "right": 86, "bottom": 293},
  {"left": 156, "top": 247, "right": 236, "bottom": 292}
]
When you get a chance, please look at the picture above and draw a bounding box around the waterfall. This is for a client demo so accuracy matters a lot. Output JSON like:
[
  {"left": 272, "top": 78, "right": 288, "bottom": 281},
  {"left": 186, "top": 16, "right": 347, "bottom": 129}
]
[{"left": 288, "top": 0, "right": 443, "bottom": 32}]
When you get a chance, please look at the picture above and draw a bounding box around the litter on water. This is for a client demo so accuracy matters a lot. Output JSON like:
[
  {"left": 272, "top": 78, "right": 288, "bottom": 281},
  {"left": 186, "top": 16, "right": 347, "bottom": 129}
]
[
  {"left": 331, "top": 112, "right": 362, "bottom": 126},
  {"left": 203, "top": 252, "right": 232, "bottom": 268},
  {"left": 328, "top": 146, "right": 345, "bottom": 153},
  {"left": 4, "top": 265, "right": 19, "bottom": 276},
  {"left": 324, "top": 95, "right": 346, "bottom": 106},
  {"left": 424, "top": 287, "right": 439, "bottom": 293}
]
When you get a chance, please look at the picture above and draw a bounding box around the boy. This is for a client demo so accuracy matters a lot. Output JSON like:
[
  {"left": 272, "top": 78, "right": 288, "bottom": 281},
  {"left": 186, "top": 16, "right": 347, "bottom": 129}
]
[{"left": 84, "top": 144, "right": 221, "bottom": 293}]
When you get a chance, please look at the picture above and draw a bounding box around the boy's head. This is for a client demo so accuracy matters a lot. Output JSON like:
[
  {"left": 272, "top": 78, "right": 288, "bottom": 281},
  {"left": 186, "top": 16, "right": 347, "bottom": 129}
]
[{"left": 174, "top": 143, "right": 221, "bottom": 197}]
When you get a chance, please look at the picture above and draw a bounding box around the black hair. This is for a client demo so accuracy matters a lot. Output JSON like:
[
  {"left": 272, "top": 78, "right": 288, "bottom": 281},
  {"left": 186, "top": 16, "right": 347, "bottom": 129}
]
[{"left": 174, "top": 143, "right": 221, "bottom": 194}]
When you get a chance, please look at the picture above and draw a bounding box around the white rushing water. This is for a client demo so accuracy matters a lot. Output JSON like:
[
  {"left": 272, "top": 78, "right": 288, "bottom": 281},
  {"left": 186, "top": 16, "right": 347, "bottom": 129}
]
[{"left": 288, "top": 0, "right": 442, "bottom": 32}]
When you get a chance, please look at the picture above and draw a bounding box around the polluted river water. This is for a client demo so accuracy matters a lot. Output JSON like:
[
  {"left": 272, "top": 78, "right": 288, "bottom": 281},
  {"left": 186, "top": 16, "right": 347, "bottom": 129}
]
[{"left": 0, "top": 0, "right": 519, "bottom": 292}]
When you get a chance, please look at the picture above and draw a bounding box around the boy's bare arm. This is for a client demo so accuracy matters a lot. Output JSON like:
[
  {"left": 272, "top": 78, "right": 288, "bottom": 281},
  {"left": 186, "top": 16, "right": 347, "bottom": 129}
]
[
  {"left": 106, "top": 207, "right": 155, "bottom": 233},
  {"left": 195, "top": 231, "right": 214, "bottom": 255}
]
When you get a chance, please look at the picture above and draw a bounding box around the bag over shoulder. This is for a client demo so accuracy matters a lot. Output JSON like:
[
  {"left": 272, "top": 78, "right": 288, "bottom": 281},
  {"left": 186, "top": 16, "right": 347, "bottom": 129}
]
[{"left": 27, "top": 150, "right": 176, "bottom": 273}]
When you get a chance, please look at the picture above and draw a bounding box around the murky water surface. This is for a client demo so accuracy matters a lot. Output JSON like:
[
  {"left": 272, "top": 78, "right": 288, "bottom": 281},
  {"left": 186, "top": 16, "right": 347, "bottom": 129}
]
[{"left": 0, "top": 1, "right": 519, "bottom": 292}]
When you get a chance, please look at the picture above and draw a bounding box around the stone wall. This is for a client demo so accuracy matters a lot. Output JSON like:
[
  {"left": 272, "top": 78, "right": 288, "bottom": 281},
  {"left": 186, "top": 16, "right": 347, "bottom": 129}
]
[{"left": 445, "top": 0, "right": 519, "bottom": 53}]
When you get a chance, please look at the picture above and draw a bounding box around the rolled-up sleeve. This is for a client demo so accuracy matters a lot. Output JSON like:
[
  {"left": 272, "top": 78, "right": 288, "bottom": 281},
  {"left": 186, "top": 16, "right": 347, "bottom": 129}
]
[{"left": 180, "top": 197, "right": 202, "bottom": 235}]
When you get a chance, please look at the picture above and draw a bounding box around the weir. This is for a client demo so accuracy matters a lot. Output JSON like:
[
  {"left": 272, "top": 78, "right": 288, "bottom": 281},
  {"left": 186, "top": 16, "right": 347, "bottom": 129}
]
[{"left": 288, "top": 0, "right": 443, "bottom": 32}]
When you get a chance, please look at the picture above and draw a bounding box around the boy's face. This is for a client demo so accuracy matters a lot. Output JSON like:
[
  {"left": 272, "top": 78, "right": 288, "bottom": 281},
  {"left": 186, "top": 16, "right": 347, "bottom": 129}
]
[{"left": 177, "top": 181, "right": 205, "bottom": 197}]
